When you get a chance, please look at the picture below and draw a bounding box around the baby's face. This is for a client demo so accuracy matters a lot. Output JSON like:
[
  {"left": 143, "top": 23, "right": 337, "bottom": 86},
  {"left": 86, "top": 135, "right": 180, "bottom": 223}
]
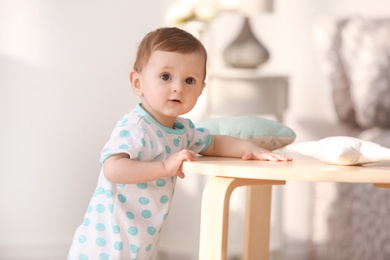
[{"left": 136, "top": 50, "right": 206, "bottom": 127}]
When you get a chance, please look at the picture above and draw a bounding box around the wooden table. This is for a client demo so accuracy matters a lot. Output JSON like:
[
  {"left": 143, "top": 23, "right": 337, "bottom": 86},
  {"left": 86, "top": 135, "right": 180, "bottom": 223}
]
[{"left": 182, "top": 153, "right": 390, "bottom": 260}]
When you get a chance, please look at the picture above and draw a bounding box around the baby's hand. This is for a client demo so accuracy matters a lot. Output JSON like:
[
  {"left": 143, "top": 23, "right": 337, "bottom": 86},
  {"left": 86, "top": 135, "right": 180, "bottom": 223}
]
[
  {"left": 242, "top": 149, "right": 292, "bottom": 162},
  {"left": 163, "top": 149, "right": 196, "bottom": 179}
]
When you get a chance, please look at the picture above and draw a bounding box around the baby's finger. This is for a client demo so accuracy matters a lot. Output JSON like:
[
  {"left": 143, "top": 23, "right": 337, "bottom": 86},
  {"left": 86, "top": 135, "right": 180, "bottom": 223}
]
[
  {"left": 268, "top": 153, "right": 292, "bottom": 161},
  {"left": 271, "top": 152, "right": 292, "bottom": 161},
  {"left": 176, "top": 169, "right": 185, "bottom": 179},
  {"left": 252, "top": 152, "right": 278, "bottom": 161},
  {"left": 265, "top": 154, "right": 280, "bottom": 161},
  {"left": 242, "top": 151, "right": 253, "bottom": 160}
]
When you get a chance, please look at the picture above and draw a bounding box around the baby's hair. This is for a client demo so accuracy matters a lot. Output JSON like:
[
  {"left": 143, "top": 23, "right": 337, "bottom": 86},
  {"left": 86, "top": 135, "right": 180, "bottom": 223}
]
[{"left": 133, "top": 27, "right": 207, "bottom": 80}]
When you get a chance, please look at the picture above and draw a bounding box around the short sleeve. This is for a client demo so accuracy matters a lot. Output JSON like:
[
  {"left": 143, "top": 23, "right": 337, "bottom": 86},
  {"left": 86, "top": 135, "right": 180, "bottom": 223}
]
[
  {"left": 100, "top": 121, "right": 151, "bottom": 164},
  {"left": 185, "top": 119, "right": 212, "bottom": 154}
]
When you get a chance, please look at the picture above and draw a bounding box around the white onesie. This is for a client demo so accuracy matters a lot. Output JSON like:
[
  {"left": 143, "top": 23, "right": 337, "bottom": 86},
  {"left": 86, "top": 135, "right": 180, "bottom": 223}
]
[{"left": 68, "top": 104, "right": 211, "bottom": 260}]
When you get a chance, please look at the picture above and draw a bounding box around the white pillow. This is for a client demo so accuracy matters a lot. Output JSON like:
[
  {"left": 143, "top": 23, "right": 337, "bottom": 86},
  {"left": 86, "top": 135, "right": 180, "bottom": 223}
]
[
  {"left": 288, "top": 136, "right": 390, "bottom": 165},
  {"left": 196, "top": 115, "right": 296, "bottom": 151}
]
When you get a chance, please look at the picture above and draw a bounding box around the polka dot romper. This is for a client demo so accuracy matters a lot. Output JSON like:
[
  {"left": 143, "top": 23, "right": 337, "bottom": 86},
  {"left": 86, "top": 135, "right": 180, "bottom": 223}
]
[{"left": 68, "top": 104, "right": 211, "bottom": 260}]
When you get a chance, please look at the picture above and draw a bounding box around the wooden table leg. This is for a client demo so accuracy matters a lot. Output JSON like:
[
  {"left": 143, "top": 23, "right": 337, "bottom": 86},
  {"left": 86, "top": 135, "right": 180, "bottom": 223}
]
[
  {"left": 198, "top": 177, "right": 284, "bottom": 260},
  {"left": 243, "top": 185, "right": 273, "bottom": 260}
]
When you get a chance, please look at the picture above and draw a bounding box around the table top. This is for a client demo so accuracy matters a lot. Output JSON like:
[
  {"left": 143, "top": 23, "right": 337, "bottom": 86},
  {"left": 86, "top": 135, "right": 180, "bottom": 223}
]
[{"left": 182, "top": 152, "right": 390, "bottom": 184}]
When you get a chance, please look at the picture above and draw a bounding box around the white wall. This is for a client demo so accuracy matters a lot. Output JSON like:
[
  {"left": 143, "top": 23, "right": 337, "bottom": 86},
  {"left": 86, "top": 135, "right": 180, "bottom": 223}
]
[
  {"left": 0, "top": 1, "right": 170, "bottom": 259},
  {"left": 1, "top": 0, "right": 390, "bottom": 259}
]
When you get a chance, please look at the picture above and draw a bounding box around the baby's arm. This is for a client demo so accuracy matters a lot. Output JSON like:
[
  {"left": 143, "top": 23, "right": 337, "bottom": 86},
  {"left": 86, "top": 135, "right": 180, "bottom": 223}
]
[
  {"left": 103, "top": 149, "right": 196, "bottom": 184},
  {"left": 200, "top": 135, "right": 292, "bottom": 161}
]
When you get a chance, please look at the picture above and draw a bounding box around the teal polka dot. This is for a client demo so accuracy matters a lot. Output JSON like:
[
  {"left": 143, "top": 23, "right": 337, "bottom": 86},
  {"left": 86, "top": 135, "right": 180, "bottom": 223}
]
[
  {"left": 139, "top": 197, "right": 150, "bottom": 205},
  {"left": 173, "top": 138, "right": 180, "bottom": 147},
  {"left": 96, "top": 238, "right": 107, "bottom": 247},
  {"left": 141, "top": 210, "right": 152, "bottom": 219},
  {"left": 83, "top": 218, "right": 90, "bottom": 226},
  {"left": 146, "top": 244, "right": 152, "bottom": 252},
  {"left": 112, "top": 225, "right": 120, "bottom": 234},
  {"left": 189, "top": 121, "right": 195, "bottom": 128},
  {"left": 150, "top": 140, "right": 154, "bottom": 149},
  {"left": 118, "top": 183, "right": 126, "bottom": 187},
  {"left": 130, "top": 244, "right": 139, "bottom": 253},
  {"left": 187, "top": 140, "right": 191, "bottom": 147},
  {"left": 156, "top": 130, "right": 163, "bottom": 138},
  {"left": 94, "top": 187, "right": 105, "bottom": 196},
  {"left": 86, "top": 205, "right": 93, "bottom": 213},
  {"left": 141, "top": 138, "right": 146, "bottom": 147},
  {"left": 197, "top": 127, "right": 205, "bottom": 132},
  {"left": 136, "top": 151, "right": 142, "bottom": 160},
  {"left": 119, "top": 130, "right": 131, "bottom": 138},
  {"left": 173, "top": 122, "right": 184, "bottom": 129},
  {"left": 114, "top": 241, "right": 123, "bottom": 251},
  {"left": 120, "top": 117, "right": 128, "bottom": 123},
  {"left": 156, "top": 179, "right": 166, "bottom": 187},
  {"left": 126, "top": 211, "right": 135, "bottom": 219},
  {"left": 109, "top": 204, "right": 114, "bottom": 213},
  {"left": 163, "top": 213, "right": 168, "bottom": 220},
  {"left": 165, "top": 146, "right": 171, "bottom": 154},
  {"left": 78, "top": 254, "right": 89, "bottom": 260},
  {"left": 99, "top": 253, "right": 109, "bottom": 260},
  {"left": 160, "top": 195, "right": 169, "bottom": 204},
  {"left": 119, "top": 144, "right": 129, "bottom": 149},
  {"left": 127, "top": 226, "right": 138, "bottom": 236},
  {"left": 105, "top": 190, "right": 113, "bottom": 198},
  {"left": 147, "top": 226, "right": 156, "bottom": 235},
  {"left": 195, "top": 139, "right": 203, "bottom": 146},
  {"left": 101, "top": 147, "right": 109, "bottom": 154},
  {"left": 78, "top": 234, "right": 87, "bottom": 243},
  {"left": 95, "top": 223, "right": 106, "bottom": 231},
  {"left": 95, "top": 204, "right": 106, "bottom": 213},
  {"left": 118, "top": 194, "right": 126, "bottom": 203},
  {"left": 137, "top": 183, "right": 147, "bottom": 189}
]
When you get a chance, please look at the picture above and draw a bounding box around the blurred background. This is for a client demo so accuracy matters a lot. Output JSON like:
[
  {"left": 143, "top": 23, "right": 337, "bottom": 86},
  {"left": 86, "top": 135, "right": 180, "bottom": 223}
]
[{"left": 1, "top": 0, "right": 390, "bottom": 259}]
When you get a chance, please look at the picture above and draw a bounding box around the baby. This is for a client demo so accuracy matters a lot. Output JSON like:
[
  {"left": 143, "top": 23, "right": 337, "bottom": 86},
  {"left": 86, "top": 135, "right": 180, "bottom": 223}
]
[{"left": 68, "top": 27, "right": 292, "bottom": 260}]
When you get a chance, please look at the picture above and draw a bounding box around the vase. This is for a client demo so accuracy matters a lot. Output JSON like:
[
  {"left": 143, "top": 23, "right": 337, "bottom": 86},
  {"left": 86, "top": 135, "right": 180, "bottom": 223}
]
[{"left": 223, "top": 16, "right": 270, "bottom": 69}]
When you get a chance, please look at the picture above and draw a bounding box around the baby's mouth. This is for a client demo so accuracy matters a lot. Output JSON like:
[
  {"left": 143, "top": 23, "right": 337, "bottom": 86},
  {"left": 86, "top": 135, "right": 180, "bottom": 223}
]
[{"left": 169, "top": 99, "right": 182, "bottom": 103}]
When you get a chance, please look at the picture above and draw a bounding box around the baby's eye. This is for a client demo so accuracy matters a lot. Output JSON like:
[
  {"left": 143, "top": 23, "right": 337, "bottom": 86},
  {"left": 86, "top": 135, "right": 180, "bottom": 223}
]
[
  {"left": 185, "top": 77, "right": 196, "bottom": 85},
  {"left": 160, "top": 74, "right": 172, "bottom": 81}
]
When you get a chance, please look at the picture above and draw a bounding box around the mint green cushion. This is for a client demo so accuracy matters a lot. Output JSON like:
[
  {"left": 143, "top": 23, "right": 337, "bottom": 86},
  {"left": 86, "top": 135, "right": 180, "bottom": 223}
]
[{"left": 196, "top": 115, "right": 296, "bottom": 151}]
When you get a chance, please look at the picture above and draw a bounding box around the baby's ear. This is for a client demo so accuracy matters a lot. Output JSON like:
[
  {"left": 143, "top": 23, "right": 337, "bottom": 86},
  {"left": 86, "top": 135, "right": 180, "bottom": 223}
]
[
  {"left": 201, "top": 81, "right": 206, "bottom": 92},
  {"left": 130, "top": 70, "right": 142, "bottom": 96}
]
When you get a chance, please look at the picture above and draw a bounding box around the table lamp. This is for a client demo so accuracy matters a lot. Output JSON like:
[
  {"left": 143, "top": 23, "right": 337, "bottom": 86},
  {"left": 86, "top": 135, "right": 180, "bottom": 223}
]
[{"left": 222, "top": 0, "right": 273, "bottom": 69}]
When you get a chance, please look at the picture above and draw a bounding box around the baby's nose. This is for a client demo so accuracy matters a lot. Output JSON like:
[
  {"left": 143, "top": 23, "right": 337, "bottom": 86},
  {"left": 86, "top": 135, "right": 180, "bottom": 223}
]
[{"left": 173, "top": 82, "right": 184, "bottom": 93}]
